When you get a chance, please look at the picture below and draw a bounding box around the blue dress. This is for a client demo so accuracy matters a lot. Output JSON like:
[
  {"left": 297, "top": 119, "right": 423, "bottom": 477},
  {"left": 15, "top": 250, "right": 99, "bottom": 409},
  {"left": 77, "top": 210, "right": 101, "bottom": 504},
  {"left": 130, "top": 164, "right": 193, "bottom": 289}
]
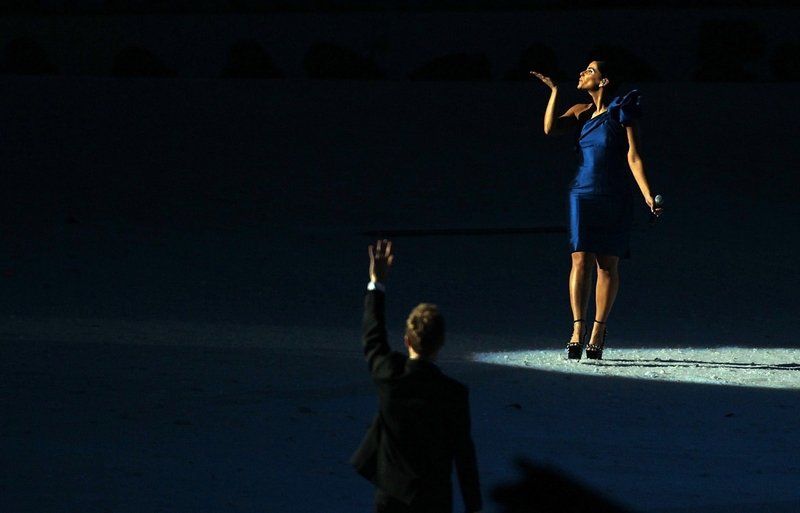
[{"left": 568, "top": 90, "right": 642, "bottom": 258}]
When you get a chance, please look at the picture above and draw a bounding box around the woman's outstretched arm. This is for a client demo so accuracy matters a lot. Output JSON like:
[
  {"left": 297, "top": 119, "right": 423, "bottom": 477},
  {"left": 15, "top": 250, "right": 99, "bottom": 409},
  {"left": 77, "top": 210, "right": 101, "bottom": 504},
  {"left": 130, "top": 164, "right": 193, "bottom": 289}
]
[{"left": 531, "top": 71, "right": 585, "bottom": 136}]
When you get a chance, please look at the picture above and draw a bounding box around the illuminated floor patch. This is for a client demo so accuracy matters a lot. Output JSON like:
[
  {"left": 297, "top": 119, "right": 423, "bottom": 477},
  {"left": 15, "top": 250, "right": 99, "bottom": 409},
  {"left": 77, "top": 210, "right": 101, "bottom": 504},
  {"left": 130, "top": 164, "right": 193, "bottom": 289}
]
[{"left": 472, "top": 347, "right": 800, "bottom": 389}]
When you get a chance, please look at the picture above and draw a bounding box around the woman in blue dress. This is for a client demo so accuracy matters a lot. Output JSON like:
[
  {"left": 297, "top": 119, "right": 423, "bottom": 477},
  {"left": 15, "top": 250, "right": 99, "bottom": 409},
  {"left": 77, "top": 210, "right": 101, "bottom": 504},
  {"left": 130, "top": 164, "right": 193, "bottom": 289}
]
[{"left": 531, "top": 61, "right": 662, "bottom": 360}]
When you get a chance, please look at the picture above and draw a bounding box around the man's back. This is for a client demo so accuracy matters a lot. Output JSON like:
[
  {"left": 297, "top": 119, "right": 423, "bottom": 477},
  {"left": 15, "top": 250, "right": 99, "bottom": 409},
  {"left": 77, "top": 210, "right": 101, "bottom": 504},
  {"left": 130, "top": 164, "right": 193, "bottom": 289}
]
[
  {"left": 377, "top": 355, "right": 466, "bottom": 475},
  {"left": 352, "top": 287, "right": 481, "bottom": 513}
]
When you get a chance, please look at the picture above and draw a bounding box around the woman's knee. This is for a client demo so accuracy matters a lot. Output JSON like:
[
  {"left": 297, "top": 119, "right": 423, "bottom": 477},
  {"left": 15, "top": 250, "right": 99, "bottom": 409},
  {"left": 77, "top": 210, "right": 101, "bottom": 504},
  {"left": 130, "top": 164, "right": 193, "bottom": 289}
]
[
  {"left": 571, "top": 251, "right": 596, "bottom": 269},
  {"left": 595, "top": 255, "right": 619, "bottom": 275}
]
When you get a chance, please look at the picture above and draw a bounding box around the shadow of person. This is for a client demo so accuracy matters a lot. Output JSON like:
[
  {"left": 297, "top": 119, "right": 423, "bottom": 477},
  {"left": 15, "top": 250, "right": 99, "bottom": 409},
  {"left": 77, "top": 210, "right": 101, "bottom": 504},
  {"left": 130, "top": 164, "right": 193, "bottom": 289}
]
[
  {"left": 492, "top": 458, "right": 638, "bottom": 513},
  {"left": 604, "top": 356, "right": 800, "bottom": 373}
]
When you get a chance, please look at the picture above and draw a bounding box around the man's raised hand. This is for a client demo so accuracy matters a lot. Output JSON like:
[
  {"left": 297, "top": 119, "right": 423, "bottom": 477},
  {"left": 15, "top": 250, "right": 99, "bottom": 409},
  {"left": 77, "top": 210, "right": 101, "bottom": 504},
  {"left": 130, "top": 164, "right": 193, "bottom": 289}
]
[{"left": 369, "top": 239, "right": 394, "bottom": 284}]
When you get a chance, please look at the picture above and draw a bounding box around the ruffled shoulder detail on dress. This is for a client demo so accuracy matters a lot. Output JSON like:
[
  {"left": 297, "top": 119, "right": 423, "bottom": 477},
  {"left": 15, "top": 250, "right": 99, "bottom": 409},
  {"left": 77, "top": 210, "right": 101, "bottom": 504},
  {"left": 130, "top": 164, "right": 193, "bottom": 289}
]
[{"left": 607, "top": 89, "right": 641, "bottom": 124}]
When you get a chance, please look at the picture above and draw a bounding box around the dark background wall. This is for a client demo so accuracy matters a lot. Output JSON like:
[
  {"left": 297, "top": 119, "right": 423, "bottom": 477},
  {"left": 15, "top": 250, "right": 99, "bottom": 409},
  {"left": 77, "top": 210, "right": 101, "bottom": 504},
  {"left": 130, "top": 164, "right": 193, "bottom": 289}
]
[
  {"left": 1, "top": 8, "right": 799, "bottom": 81},
  {"left": 0, "top": 0, "right": 793, "bottom": 14},
  {"left": 1, "top": 77, "right": 794, "bottom": 232},
  {"left": 1, "top": 76, "right": 797, "bottom": 342},
  {"left": 1, "top": 8, "right": 798, "bottom": 342}
]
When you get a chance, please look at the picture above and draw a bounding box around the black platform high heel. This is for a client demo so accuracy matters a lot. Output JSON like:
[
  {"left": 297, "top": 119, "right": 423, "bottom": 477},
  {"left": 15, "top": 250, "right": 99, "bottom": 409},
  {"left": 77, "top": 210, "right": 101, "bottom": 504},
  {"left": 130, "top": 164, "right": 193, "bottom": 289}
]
[
  {"left": 586, "top": 320, "right": 606, "bottom": 360},
  {"left": 567, "top": 319, "right": 586, "bottom": 360}
]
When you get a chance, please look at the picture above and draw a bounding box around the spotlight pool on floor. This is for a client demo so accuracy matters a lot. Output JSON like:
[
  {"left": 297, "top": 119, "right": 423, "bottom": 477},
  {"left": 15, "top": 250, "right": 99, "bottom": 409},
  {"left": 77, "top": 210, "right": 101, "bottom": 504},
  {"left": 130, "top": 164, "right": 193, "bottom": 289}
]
[{"left": 471, "top": 347, "right": 800, "bottom": 389}]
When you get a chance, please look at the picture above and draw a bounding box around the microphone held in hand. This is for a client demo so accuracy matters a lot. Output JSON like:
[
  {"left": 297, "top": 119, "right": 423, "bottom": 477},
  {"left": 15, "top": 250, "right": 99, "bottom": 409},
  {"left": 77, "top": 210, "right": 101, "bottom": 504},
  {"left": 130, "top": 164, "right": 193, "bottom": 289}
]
[{"left": 649, "top": 194, "right": 664, "bottom": 228}]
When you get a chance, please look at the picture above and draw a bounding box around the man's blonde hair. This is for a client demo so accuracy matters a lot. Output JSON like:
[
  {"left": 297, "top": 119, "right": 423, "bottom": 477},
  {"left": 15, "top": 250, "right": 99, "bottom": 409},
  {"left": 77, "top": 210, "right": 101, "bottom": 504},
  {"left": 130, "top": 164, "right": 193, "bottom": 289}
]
[{"left": 405, "top": 303, "right": 445, "bottom": 356}]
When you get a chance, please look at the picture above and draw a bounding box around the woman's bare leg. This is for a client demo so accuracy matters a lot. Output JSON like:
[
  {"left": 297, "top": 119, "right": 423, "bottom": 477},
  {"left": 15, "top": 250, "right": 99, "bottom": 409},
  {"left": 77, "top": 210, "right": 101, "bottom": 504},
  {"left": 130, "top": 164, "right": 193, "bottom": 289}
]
[
  {"left": 590, "top": 254, "right": 620, "bottom": 346},
  {"left": 569, "top": 251, "right": 596, "bottom": 342}
]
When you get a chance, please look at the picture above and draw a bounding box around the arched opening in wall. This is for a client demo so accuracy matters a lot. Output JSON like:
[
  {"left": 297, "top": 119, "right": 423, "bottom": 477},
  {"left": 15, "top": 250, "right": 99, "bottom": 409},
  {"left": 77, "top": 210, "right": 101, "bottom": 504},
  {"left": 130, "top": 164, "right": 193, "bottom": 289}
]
[
  {"left": 408, "top": 52, "right": 491, "bottom": 81},
  {"left": 112, "top": 46, "right": 176, "bottom": 78},
  {"left": 694, "top": 19, "right": 765, "bottom": 82},
  {"left": 220, "top": 39, "right": 285, "bottom": 79},
  {"left": 303, "top": 42, "right": 386, "bottom": 79},
  {"left": 504, "top": 43, "right": 567, "bottom": 82},
  {"left": 585, "top": 44, "right": 660, "bottom": 83},
  {"left": 769, "top": 43, "right": 800, "bottom": 82},
  {"left": 0, "top": 37, "right": 59, "bottom": 75}
]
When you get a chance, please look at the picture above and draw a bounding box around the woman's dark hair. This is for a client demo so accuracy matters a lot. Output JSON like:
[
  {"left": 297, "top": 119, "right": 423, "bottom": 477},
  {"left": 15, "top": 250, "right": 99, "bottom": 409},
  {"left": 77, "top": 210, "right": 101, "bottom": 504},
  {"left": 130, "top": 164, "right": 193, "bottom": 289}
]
[{"left": 594, "top": 60, "right": 623, "bottom": 94}]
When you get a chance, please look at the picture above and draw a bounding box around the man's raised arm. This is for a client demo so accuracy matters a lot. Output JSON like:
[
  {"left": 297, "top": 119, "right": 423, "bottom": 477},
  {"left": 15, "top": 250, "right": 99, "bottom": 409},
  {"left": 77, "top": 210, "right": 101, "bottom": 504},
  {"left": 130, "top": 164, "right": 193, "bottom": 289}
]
[{"left": 362, "top": 240, "right": 394, "bottom": 373}]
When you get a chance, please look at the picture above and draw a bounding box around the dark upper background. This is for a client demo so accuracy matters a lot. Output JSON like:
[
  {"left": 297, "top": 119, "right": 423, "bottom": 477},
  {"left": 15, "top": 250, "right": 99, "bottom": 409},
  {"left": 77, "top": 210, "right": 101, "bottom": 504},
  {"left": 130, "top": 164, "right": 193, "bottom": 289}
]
[
  {"left": 0, "top": 2, "right": 798, "bottom": 346},
  {"left": 0, "top": 0, "right": 795, "bottom": 14},
  {"left": 0, "top": 2, "right": 798, "bottom": 82}
]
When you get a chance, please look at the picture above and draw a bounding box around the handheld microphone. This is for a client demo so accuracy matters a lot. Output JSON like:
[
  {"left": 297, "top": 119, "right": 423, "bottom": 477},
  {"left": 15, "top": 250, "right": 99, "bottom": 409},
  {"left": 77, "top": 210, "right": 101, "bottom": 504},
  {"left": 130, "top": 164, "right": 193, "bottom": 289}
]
[{"left": 649, "top": 194, "right": 663, "bottom": 228}]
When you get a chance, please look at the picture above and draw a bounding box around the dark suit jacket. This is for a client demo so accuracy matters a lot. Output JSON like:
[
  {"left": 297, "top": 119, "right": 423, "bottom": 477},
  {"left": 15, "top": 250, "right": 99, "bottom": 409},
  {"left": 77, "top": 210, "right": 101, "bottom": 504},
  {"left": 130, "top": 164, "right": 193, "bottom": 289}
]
[{"left": 351, "top": 290, "right": 482, "bottom": 512}]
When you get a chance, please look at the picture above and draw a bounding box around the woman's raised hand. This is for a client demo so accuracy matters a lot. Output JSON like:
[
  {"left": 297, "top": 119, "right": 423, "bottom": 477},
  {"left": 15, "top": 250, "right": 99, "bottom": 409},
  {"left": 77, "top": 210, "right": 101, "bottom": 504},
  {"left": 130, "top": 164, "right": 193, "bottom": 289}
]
[{"left": 530, "top": 71, "right": 556, "bottom": 90}]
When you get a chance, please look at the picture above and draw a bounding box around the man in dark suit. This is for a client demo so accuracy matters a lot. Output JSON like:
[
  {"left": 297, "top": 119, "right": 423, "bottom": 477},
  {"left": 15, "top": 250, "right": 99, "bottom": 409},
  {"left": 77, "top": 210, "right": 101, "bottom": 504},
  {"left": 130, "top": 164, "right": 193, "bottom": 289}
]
[{"left": 351, "top": 240, "right": 483, "bottom": 513}]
